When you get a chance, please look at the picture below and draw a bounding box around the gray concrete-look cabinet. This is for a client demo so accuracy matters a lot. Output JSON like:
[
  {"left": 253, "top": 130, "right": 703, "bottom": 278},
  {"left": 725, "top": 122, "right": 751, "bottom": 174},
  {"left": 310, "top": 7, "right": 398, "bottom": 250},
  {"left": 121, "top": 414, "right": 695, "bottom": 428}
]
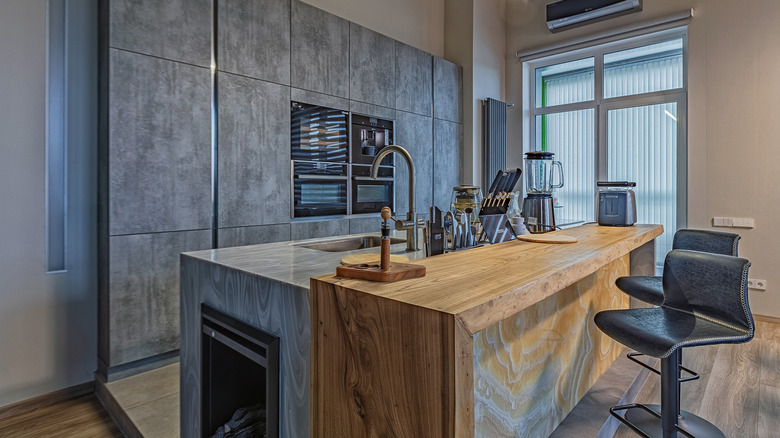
[
  {"left": 350, "top": 23, "right": 395, "bottom": 108},
  {"left": 349, "top": 216, "right": 382, "bottom": 235},
  {"left": 109, "top": 49, "right": 211, "bottom": 235},
  {"left": 349, "top": 100, "right": 396, "bottom": 121},
  {"left": 395, "top": 42, "right": 432, "bottom": 117},
  {"left": 291, "top": 219, "right": 349, "bottom": 240},
  {"left": 433, "top": 57, "right": 463, "bottom": 123},
  {"left": 394, "top": 111, "right": 433, "bottom": 217},
  {"left": 218, "top": 224, "right": 292, "bottom": 248},
  {"left": 110, "top": 0, "right": 211, "bottom": 67},
  {"left": 291, "top": 0, "right": 349, "bottom": 98},
  {"left": 292, "top": 88, "right": 349, "bottom": 112},
  {"left": 219, "top": 0, "right": 291, "bottom": 85},
  {"left": 109, "top": 229, "right": 211, "bottom": 366},
  {"left": 433, "top": 119, "right": 463, "bottom": 210},
  {"left": 218, "top": 73, "right": 291, "bottom": 228}
]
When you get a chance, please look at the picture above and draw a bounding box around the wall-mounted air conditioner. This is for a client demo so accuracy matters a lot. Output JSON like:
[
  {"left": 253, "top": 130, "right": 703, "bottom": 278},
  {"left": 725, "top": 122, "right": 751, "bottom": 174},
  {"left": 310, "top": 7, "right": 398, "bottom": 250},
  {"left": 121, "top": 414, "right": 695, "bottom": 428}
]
[{"left": 546, "top": 0, "right": 643, "bottom": 33}]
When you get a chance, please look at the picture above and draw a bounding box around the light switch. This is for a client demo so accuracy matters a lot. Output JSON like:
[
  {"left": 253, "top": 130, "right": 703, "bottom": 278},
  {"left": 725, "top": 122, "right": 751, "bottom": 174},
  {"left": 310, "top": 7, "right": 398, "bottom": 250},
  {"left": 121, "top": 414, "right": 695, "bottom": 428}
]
[{"left": 732, "top": 217, "right": 755, "bottom": 228}]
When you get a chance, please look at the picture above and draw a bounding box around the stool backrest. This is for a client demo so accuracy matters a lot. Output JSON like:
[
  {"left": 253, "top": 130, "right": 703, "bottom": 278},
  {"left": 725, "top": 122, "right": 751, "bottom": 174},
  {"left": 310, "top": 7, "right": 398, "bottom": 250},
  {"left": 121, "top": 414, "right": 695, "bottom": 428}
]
[
  {"left": 662, "top": 249, "right": 753, "bottom": 335},
  {"left": 672, "top": 229, "right": 740, "bottom": 256}
]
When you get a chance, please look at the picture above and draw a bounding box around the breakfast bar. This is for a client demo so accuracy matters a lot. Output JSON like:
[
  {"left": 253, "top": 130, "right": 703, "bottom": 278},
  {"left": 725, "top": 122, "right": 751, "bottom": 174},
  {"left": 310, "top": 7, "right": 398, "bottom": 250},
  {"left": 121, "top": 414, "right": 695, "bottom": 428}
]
[{"left": 180, "top": 223, "right": 662, "bottom": 437}]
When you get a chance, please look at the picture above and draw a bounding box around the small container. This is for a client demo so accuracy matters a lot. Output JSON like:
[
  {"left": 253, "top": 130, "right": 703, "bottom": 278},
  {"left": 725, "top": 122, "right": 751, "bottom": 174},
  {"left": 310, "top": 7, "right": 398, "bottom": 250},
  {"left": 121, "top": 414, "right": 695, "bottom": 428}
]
[
  {"left": 597, "top": 181, "right": 637, "bottom": 226},
  {"left": 450, "top": 185, "right": 483, "bottom": 224}
]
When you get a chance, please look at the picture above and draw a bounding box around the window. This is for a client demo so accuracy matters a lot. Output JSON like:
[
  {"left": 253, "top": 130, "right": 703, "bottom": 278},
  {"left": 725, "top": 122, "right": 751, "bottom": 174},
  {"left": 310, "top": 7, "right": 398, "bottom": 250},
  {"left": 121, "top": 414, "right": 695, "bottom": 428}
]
[{"left": 524, "top": 29, "right": 687, "bottom": 270}]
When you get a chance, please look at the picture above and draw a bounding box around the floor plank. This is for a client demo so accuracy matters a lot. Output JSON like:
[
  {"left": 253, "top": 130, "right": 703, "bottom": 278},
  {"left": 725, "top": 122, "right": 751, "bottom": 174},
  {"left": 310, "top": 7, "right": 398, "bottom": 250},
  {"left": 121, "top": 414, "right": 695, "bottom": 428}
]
[{"left": 0, "top": 393, "right": 122, "bottom": 438}]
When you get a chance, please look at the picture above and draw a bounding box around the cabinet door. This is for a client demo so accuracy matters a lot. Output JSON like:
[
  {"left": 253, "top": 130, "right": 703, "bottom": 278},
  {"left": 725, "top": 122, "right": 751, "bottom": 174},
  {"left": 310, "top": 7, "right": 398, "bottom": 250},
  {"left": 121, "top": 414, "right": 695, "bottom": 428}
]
[
  {"left": 218, "top": 0, "right": 291, "bottom": 84},
  {"left": 395, "top": 111, "right": 433, "bottom": 218},
  {"left": 291, "top": 0, "right": 349, "bottom": 97},
  {"left": 433, "top": 57, "right": 463, "bottom": 123},
  {"left": 350, "top": 23, "right": 395, "bottom": 108},
  {"left": 109, "top": 49, "right": 211, "bottom": 235},
  {"left": 218, "top": 73, "right": 291, "bottom": 228},
  {"left": 395, "top": 41, "right": 432, "bottom": 117},
  {"left": 433, "top": 120, "right": 463, "bottom": 210}
]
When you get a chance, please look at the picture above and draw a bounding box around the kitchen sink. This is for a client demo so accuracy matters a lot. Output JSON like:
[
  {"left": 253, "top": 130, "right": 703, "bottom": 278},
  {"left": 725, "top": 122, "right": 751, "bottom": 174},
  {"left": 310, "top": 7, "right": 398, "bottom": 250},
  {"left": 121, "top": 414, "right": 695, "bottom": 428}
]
[{"left": 296, "top": 236, "right": 406, "bottom": 252}]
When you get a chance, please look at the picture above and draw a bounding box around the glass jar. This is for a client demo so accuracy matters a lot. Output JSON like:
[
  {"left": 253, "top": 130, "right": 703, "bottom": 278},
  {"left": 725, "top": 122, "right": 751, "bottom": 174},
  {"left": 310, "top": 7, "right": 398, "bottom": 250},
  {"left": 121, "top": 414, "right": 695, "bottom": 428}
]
[{"left": 450, "top": 185, "right": 483, "bottom": 224}]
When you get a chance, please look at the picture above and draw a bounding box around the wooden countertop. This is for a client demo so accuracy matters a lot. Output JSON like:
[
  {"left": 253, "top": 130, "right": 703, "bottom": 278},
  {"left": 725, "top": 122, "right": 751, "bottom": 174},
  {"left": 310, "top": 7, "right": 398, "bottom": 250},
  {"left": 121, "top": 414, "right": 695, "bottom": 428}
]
[{"left": 314, "top": 223, "right": 663, "bottom": 335}]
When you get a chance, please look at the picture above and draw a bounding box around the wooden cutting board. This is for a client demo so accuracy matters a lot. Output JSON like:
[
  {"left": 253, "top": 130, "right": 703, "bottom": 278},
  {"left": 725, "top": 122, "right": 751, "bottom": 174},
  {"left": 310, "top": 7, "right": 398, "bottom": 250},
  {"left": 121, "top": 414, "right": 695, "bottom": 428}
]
[
  {"left": 517, "top": 234, "right": 578, "bottom": 244},
  {"left": 340, "top": 253, "right": 410, "bottom": 265}
]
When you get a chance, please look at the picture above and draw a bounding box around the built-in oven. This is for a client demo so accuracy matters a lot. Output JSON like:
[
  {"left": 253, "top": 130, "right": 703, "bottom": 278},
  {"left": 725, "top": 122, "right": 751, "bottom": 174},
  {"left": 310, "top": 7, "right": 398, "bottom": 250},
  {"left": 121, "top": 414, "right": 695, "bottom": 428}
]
[
  {"left": 291, "top": 101, "right": 348, "bottom": 163},
  {"left": 351, "top": 164, "right": 394, "bottom": 214},
  {"left": 351, "top": 113, "right": 394, "bottom": 165},
  {"left": 292, "top": 161, "right": 348, "bottom": 218}
]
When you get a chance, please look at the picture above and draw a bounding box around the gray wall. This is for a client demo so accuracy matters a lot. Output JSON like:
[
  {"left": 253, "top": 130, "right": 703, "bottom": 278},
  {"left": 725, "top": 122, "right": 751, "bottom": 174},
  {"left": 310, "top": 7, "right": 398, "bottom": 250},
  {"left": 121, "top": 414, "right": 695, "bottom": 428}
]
[
  {"left": 0, "top": 0, "right": 97, "bottom": 407},
  {"left": 103, "top": 0, "right": 463, "bottom": 375}
]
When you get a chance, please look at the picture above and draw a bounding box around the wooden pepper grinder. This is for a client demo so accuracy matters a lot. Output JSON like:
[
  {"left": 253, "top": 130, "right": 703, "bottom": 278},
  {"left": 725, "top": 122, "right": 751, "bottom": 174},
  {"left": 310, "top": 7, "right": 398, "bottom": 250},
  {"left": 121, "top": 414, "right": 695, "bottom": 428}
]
[{"left": 380, "top": 206, "right": 392, "bottom": 271}]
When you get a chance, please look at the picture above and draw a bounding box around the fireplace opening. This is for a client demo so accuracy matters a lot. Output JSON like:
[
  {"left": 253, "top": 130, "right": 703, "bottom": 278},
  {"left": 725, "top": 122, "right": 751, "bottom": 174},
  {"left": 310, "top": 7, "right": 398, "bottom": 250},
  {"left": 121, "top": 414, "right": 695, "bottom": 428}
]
[{"left": 201, "top": 304, "right": 279, "bottom": 437}]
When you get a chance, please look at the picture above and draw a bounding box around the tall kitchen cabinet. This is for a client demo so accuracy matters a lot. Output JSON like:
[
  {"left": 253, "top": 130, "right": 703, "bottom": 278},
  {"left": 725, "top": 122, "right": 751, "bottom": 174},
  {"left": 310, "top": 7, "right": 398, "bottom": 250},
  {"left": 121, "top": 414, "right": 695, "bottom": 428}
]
[{"left": 99, "top": 0, "right": 463, "bottom": 380}]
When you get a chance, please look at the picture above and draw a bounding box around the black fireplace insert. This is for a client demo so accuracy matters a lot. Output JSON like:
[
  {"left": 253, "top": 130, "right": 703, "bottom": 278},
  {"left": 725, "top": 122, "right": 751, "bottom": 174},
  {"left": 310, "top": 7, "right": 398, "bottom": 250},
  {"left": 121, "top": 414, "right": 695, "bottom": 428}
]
[{"left": 201, "top": 304, "right": 279, "bottom": 437}]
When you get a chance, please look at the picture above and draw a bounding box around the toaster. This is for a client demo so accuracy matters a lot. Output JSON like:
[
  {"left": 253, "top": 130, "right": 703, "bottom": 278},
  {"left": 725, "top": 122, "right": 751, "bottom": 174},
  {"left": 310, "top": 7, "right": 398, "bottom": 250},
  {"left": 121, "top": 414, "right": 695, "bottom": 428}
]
[{"left": 597, "top": 181, "right": 637, "bottom": 226}]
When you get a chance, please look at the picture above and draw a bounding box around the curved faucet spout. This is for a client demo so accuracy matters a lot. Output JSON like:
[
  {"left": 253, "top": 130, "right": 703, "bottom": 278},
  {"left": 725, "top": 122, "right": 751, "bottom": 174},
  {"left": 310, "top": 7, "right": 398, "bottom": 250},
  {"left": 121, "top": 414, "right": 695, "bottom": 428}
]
[{"left": 371, "top": 145, "right": 418, "bottom": 251}]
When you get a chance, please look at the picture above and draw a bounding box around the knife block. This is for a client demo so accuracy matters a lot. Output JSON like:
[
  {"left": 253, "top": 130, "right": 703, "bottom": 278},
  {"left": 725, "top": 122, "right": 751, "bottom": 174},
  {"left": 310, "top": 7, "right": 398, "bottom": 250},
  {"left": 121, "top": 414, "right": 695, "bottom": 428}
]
[{"left": 479, "top": 214, "right": 516, "bottom": 244}]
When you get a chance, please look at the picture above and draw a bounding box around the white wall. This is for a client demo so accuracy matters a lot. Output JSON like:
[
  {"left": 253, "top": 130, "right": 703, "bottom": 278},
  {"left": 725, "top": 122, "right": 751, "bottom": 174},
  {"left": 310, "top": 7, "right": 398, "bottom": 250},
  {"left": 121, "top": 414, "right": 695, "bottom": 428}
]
[
  {"left": 0, "top": 0, "right": 97, "bottom": 407},
  {"left": 506, "top": 0, "right": 780, "bottom": 317},
  {"left": 301, "top": 0, "right": 445, "bottom": 57}
]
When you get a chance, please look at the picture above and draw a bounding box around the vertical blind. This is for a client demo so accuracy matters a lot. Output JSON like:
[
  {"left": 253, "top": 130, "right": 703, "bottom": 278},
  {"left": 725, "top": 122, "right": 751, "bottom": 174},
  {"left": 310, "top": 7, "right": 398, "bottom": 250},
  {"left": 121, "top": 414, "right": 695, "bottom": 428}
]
[{"left": 540, "top": 50, "right": 683, "bottom": 269}]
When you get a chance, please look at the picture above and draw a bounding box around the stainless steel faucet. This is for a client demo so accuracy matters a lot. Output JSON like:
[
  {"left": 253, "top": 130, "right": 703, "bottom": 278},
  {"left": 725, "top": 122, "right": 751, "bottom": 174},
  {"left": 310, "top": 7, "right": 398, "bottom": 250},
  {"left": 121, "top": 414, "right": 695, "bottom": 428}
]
[{"left": 371, "top": 145, "right": 420, "bottom": 251}]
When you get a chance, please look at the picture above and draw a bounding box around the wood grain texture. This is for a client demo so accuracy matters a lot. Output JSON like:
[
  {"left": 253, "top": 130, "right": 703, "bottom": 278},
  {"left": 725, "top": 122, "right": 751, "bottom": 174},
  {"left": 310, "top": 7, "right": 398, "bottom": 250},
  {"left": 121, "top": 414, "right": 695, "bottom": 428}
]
[
  {"left": 0, "top": 393, "right": 122, "bottom": 437},
  {"left": 180, "top": 256, "right": 312, "bottom": 438},
  {"left": 454, "top": 318, "right": 475, "bottom": 437},
  {"left": 317, "top": 224, "right": 662, "bottom": 335},
  {"left": 336, "top": 261, "right": 426, "bottom": 282},
  {"left": 472, "top": 255, "right": 629, "bottom": 438},
  {"left": 311, "top": 279, "right": 454, "bottom": 438}
]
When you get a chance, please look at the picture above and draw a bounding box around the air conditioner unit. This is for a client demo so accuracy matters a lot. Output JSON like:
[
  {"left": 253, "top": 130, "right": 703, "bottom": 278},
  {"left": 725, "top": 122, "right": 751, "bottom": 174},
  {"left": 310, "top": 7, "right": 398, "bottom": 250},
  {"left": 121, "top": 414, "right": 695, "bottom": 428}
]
[{"left": 546, "top": 0, "right": 643, "bottom": 33}]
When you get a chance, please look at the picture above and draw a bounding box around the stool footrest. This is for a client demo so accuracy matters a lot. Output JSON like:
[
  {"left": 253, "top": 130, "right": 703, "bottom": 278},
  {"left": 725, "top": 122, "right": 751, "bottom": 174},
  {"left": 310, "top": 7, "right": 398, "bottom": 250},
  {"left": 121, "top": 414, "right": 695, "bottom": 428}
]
[
  {"left": 626, "top": 352, "right": 700, "bottom": 382},
  {"left": 610, "top": 403, "right": 696, "bottom": 438}
]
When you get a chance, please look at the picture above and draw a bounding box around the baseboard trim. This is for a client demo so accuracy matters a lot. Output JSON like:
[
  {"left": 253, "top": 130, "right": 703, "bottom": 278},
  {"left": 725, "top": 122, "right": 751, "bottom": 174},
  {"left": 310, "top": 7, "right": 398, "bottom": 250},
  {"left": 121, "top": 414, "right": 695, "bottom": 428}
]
[
  {"left": 94, "top": 372, "right": 143, "bottom": 438},
  {"left": 0, "top": 381, "right": 94, "bottom": 421},
  {"left": 754, "top": 314, "right": 780, "bottom": 325}
]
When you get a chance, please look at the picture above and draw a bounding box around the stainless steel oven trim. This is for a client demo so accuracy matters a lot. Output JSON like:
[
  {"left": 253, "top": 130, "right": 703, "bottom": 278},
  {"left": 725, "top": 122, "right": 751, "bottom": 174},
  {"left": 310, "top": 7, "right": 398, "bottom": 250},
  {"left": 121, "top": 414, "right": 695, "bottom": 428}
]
[
  {"left": 353, "top": 176, "right": 393, "bottom": 182},
  {"left": 296, "top": 175, "right": 348, "bottom": 180}
]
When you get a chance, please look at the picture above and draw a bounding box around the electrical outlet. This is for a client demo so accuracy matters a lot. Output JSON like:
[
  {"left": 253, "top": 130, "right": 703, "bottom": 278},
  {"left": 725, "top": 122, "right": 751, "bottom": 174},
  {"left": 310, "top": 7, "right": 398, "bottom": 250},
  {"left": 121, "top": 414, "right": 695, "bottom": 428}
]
[
  {"left": 732, "top": 217, "right": 755, "bottom": 228},
  {"left": 748, "top": 278, "right": 767, "bottom": 291}
]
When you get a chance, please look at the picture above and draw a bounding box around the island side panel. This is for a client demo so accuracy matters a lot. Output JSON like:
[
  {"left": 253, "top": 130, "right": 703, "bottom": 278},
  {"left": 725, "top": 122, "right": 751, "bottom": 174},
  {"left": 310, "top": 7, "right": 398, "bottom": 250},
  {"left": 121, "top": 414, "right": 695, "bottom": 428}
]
[
  {"left": 180, "top": 256, "right": 311, "bottom": 438},
  {"left": 454, "top": 318, "right": 475, "bottom": 437},
  {"left": 472, "top": 254, "right": 630, "bottom": 438},
  {"left": 311, "top": 278, "right": 456, "bottom": 438}
]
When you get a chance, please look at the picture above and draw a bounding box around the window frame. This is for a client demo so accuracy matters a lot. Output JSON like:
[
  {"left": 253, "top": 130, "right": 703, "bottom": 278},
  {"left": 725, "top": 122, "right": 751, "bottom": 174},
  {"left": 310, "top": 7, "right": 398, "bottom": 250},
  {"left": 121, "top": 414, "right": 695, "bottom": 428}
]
[{"left": 522, "top": 27, "right": 689, "bottom": 228}]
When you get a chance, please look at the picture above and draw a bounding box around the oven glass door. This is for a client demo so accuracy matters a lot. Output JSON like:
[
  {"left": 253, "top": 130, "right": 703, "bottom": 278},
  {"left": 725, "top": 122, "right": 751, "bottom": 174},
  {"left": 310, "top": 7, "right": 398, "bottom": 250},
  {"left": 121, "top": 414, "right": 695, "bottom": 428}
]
[
  {"left": 293, "top": 162, "right": 348, "bottom": 218},
  {"left": 291, "top": 101, "right": 348, "bottom": 162}
]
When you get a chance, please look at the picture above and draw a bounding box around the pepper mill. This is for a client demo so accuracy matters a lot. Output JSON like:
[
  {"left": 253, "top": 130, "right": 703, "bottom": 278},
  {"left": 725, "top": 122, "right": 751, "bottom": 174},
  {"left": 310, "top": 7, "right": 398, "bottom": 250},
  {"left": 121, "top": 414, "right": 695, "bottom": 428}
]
[{"left": 380, "top": 206, "right": 392, "bottom": 271}]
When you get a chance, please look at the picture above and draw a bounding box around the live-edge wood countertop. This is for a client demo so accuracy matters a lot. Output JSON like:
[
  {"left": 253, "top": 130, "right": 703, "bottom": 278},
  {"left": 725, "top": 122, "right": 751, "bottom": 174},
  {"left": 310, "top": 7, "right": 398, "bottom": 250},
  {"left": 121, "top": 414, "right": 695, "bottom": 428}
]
[{"left": 314, "top": 223, "right": 662, "bottom": 335}]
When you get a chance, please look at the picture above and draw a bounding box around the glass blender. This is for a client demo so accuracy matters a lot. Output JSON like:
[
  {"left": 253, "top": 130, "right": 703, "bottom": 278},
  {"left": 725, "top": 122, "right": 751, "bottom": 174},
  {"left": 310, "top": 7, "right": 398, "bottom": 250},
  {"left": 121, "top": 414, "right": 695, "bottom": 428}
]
[{"left": 522, "top": 151, "right": 564, "bottom": 233}]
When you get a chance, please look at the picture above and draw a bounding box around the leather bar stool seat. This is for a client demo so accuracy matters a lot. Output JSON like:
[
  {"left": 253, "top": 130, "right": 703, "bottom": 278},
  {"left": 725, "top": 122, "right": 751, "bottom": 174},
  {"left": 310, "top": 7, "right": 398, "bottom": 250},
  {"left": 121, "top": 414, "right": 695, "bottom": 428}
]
[
  {"left": 596, "top": 250, "right": 753, "bottom": 438},
  {"left": 616, "top": 229, "right": 741, "bottom": 306}
]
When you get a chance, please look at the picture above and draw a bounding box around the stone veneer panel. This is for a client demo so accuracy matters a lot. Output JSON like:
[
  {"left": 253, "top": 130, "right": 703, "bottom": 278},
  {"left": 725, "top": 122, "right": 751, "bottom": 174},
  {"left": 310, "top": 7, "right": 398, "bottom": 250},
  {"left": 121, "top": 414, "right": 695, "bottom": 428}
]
[
  {"left": 109, "top": 230, "right": 211, "bottom": 366},
  {"left": 290, "top": 0, "right": 349, "bottom": 97},
  {"left": 472, "top": 255, "right": 630, "bottom": 437},
  {"left": 180, "top": 256, "right": 311, "bottom": 438},
  {"left": 109, "top": 49, "right": 211, "bottom": 235},
  {"left": 291, "top": 219, "right": 349, "bottom": 240},
  {"left": 110, "top": 0, "right": 211, "bottom": 67},
  {"left": 218, "top": 0, "right": 291, "bottom": 85}
]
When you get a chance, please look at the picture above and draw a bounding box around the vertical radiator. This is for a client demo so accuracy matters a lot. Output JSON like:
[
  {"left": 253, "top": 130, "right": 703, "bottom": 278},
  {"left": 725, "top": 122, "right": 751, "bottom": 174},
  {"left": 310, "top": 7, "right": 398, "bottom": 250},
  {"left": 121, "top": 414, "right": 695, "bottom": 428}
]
[{"left": 483, "top": 98, "right": 508, "bottom": 190}]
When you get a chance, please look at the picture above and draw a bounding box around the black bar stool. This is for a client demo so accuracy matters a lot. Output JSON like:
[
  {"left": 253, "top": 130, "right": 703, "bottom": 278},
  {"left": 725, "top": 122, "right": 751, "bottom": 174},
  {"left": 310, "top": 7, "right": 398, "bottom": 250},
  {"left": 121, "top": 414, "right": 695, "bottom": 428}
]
[
  {"left": 615, "top": 230, "right": 741, "bottom": 396},
  {"left": 595, "top": 250, "right": 753, "bottom": 438}
]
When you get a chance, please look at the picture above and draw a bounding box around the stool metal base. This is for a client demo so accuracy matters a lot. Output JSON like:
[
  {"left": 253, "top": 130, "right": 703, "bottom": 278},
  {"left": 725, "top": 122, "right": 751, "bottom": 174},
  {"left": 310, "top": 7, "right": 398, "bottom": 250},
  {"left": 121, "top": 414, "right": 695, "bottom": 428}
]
[{"left": 612, "top": 403, "right": 726, "bottom": 438}]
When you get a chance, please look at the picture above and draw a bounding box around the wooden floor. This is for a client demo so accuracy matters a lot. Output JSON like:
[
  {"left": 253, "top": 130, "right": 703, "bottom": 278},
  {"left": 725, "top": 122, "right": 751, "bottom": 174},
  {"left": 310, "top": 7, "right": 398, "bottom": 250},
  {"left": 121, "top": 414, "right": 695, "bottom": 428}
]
[
  {"left": 0, "top": 393, "right": 122, "bottom": 438},
  {"left": 614, "top": 318, "right": 780, "bottom": 437}
]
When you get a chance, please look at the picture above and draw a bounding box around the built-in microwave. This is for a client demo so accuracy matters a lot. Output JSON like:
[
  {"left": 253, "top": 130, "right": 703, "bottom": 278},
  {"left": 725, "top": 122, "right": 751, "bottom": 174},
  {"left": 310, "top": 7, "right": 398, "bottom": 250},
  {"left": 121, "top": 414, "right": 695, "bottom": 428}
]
[{"left": 351, "top": 164, "right": 394, "bottom": 214}]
